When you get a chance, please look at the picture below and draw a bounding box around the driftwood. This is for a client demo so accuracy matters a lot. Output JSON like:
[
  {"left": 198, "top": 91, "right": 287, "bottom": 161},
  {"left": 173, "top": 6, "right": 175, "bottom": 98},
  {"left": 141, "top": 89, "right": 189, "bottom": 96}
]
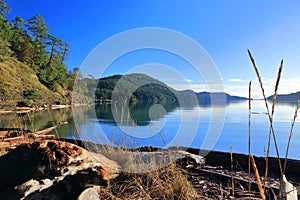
[
  {"left": 33, "top": 125, "right": 57, "bottom": 135},
  {"left": 0, "top": 140, "right": 121, "bottom": 199},
  {"left": 2, "top": 134, "right": 56, "bottom": 149},
  {"left": 0, "top": 125, "right": 56, "bottom": 139},
  {"left": 0, "top": 126, "right": 57, "bottom": 153},
  {"left": 196, "top": 168, "right": 279, "bottom": 199}
]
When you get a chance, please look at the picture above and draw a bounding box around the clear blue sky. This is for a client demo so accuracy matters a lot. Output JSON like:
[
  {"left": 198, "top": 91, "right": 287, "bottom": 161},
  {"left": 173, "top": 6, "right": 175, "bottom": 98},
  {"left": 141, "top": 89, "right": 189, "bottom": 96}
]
[{"left": 5, "top": 0, "right": 300, "bottom": 98}]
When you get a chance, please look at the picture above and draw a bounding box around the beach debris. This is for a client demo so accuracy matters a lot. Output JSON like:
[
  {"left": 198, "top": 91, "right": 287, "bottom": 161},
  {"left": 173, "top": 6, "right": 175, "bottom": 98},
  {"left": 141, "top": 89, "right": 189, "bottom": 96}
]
[
  {"left": 78, "top": 186, "right": 101, "bottom": 200},
  {"left": 59, "top": 121, "right": 68, "bottom": 125},
  {"left": 283, "top": 175, "right": 298, "bottom": 200},
  {"left": 0, "top": 140, "right": 121, "bottom": 199},
  {"left": 176, "top": 150, "right": 205, "bottom": 166},
  {"left": 0, "top": 126, "right": 57, "bottom": 154}
]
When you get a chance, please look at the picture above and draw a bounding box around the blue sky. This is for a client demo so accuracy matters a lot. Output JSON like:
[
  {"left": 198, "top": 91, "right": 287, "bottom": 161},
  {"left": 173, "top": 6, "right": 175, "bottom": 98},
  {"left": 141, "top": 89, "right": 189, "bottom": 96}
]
[{"left": 5, "top": 0, "right": 300, "bottom": 98}]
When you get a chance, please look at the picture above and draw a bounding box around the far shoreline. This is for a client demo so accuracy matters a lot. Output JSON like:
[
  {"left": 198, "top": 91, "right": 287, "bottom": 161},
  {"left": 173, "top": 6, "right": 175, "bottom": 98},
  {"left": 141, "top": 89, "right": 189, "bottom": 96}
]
[{"left": 0, "top": 104, "right": 71, "bottom": 115}]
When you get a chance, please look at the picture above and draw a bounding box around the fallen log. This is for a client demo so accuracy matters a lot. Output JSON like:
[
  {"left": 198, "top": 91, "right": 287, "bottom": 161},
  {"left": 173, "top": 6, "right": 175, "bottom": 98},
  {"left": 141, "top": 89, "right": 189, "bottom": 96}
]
[
  {"left": 0, "top": 126, "right": 58, "bottom": 154},
  {"left": 0, "top": 140, "right": 121, "bottom": 199},
  {"left": 0, "top": 125, "right": 57, "bottom": 139},
  {"left": 34, "top": 125, "right": 57, "bottom": 135}
]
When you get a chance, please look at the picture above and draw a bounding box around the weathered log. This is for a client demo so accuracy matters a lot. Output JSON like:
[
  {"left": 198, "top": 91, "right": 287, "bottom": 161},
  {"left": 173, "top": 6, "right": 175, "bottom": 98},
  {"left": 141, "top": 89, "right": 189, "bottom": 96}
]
[
  {"left": 0, "top": 140, "right": 121, "bottom": 199},
  {"left": 33, "top": 125, "right": 57, "bottom": 135}
]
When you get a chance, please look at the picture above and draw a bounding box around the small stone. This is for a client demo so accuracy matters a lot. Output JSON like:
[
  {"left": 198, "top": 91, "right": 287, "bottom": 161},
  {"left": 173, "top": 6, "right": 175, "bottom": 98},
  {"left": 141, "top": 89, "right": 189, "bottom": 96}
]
[{"left": 78, "top": 186, "right": 100, "bottom": 200}]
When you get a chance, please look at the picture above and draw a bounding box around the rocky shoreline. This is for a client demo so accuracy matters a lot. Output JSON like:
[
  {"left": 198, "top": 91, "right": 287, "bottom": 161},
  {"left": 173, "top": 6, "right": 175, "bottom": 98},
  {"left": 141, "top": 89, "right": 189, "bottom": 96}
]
[
  {"left": 0, "top": 104, "right": 71, "bottom": 114},
  {"left": 0, "top": 136, "right": 299, "bottom": 199}
]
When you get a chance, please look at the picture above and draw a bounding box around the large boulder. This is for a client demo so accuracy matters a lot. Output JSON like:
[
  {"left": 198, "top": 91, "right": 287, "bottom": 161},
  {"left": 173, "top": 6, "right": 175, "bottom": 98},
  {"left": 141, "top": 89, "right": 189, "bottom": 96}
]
[{"left": 0, "top": 140, "right": 121, "bottom": 199}]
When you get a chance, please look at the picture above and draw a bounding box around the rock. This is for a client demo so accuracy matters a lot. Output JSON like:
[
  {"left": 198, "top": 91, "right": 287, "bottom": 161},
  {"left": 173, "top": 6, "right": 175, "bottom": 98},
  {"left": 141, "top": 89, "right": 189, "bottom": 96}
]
[
  {"left": 176, "top": 150, "right": 205, "bottom": 166},
  {"left": 59, "top": 121, "right": 68, "bottom": 125},
  {"left": 107, "top": 149, "right": 205, "bottom": 173},
  {"left": 0, "top": 140, "right": 121, "bottom": 199},
  {"left": 283, "top": 175, "right": 298, "bottom": 200},
  {"left": 77, "top": 186, "right": 100, "bottom": 200}
]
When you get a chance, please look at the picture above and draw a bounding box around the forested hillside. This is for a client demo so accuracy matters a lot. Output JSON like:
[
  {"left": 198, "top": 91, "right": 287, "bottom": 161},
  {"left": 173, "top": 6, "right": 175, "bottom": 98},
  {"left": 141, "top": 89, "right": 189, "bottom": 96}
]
[
  {"left": 74, "top": 73, "right": 248, "bottom": 104},
  {"left": 0, "top": 0, "right": 76, "bottom": 105},
  {"left": 95, "top": 74, "right": 178, "bottom": 103}
]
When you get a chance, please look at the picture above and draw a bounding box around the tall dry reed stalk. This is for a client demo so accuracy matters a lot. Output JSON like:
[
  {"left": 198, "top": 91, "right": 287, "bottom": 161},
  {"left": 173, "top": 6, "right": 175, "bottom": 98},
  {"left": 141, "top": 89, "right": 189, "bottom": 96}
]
[
  {"left": 247, "top": 50, "right": 283, "bottom": 177},
  {"left": 248, "top": 81, "right": 252, "bottom": 195},
  {"left": 264, "top": 59, "right": 283, "bottom": 186},
  {"left": 230, "top": 145, "right": 234, "bottom": 197},
  {"left": 250, "top": 155, "right": 266, "bottom": 200},
  {"left": 283, "top": 100, "right": 300, "bottom": 174}
]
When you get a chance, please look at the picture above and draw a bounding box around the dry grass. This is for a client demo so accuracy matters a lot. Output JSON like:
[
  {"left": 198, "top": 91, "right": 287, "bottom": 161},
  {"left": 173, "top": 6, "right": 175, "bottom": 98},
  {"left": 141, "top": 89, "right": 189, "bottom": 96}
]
[
  {"left": 248, "top": 50, "right": 300, "bottom": 198},
  {"left": 80, "top": 138, "right": 200, "bottom": 199},
  {"left": 283, "top": 100, "right": 300, "bottom": 173},
  {"left": 250, "top": 155, "right": 266, "bottom": 200},
  {"left": 0, "top": 57, "right": 66, "bottom": 105},
  {"left": 265, "top": 59, "right": 284, "bottom": 186},
  {"left": 248, "top": 81, "right": 252, "bottom": 196},
  {"left": 247, "top": 50, "right": 282, "bottom": 174},
  {"left": 98, "top": 163, "right": 199, "bottom": 199}
]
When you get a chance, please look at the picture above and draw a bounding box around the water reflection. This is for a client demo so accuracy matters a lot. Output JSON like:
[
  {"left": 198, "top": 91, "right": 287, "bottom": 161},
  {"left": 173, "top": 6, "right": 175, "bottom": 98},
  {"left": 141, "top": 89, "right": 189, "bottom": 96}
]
[
  {"left": 1, "top": 100, "right": 300, "bottom": 159},
  {"left": 95, "top": 102, "right": 178, "bottom": 126},
  {"left": 0, "top": 108, "right": 74, "bottom": 138}
]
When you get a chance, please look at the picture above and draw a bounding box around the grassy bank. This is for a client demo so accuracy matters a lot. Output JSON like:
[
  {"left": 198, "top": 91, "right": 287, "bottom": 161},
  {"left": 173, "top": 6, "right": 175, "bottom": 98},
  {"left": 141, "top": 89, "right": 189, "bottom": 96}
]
[{"left": 0, "top": 57, "right": 70, "bottom": 106}]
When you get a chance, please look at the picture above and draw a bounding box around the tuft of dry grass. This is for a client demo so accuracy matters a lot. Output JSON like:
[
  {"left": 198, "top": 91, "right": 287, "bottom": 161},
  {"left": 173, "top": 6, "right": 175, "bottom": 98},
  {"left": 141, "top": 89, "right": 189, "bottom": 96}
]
[
  {"left": 248, "top": 50, "right": 300, "bottom": 199},
  {"left": 84, "top": 138, "right": 200, "bottom": 199},
  {"left": 98, "top": 163, "right": 199, "bottom": 199}
]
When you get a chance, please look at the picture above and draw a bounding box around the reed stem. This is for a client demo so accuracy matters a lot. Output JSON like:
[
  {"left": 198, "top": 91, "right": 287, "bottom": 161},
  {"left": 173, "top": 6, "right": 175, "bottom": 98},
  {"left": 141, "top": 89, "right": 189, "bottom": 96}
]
[
  {"left": 283, "top": 100, "right": 300, "bottom": 174},
  {"left": 230, "top": 145, "right": 234, "bottom": 197},
  {"left": 248, "top": 81, "right": 252, "bottom": 195},
  {"left": 250, "top": 155, "right": 266, "bottom": 200},
  {"left": 264, "top": 59, "right": 283, "bottom": 186},
  {"left": 247, "top": 50, "right": 283, "bottom": 176}
]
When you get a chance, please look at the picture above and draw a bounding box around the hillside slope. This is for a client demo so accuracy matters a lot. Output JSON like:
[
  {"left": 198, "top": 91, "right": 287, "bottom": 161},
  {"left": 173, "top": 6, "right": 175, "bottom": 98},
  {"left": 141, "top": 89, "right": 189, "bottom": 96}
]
[
  {"left": 0, "top": 58, "right": 69, "bottom": 106},
  {"left": 95, "top": 73, "right": 178, "bottom": 103}
]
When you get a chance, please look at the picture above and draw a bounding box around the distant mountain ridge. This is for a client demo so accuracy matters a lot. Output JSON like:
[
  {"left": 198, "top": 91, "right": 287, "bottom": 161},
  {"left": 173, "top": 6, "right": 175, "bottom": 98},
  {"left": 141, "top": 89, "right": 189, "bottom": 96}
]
[
  {"left": 267, "top": 91, "right": 300, "bottom": 103},
  {"left": 196, "top": 92, "right": 248, "bottom": 104},
  {"left": 92, "top": 73, "right": 248, "bottom": 104}
]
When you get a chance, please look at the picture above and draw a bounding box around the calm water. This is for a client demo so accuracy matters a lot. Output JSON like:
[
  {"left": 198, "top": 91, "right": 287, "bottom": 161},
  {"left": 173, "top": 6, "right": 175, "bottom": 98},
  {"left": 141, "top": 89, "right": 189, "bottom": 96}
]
[{"left": 1, "top": 100, "right": 300, "bottom": 159}]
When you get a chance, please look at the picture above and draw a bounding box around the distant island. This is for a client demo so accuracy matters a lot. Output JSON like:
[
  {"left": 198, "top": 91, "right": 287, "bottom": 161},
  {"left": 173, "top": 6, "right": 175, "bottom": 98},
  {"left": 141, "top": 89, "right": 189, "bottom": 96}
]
[
  {"left": 76, "top": 73, "right": 248, "bottom": 105},
  {"left": 267, "top": 92, "right": 300, "bottom": 103}
]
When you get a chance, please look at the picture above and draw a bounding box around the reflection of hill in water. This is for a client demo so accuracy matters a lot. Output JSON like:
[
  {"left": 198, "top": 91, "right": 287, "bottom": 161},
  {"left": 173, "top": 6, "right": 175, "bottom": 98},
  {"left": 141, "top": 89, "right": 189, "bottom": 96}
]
[
  {"left": 94, "top": 100, "right": 246, "bottom": 126},
  {"left": 270, "top": 101, "right": 299, "bottom": 107},
  {"left": 95, "top": 102, "right": 178, "bottom": 126}
]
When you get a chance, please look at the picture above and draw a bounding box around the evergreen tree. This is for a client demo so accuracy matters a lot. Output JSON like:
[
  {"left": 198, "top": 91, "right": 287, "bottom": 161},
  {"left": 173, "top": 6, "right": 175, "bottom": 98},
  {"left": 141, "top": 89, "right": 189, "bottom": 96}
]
[
  {"left": 27, "top": 14, "right": 49, "bottom": 71},
  {"left": 10, "top": 16, "right": 34, "bottom": 64},
  {"left": 0, "top": 0, "right": 11, "bottom": 19},
  {"left": 0, "top": 0, "right": 74, "bottom": 94}
]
